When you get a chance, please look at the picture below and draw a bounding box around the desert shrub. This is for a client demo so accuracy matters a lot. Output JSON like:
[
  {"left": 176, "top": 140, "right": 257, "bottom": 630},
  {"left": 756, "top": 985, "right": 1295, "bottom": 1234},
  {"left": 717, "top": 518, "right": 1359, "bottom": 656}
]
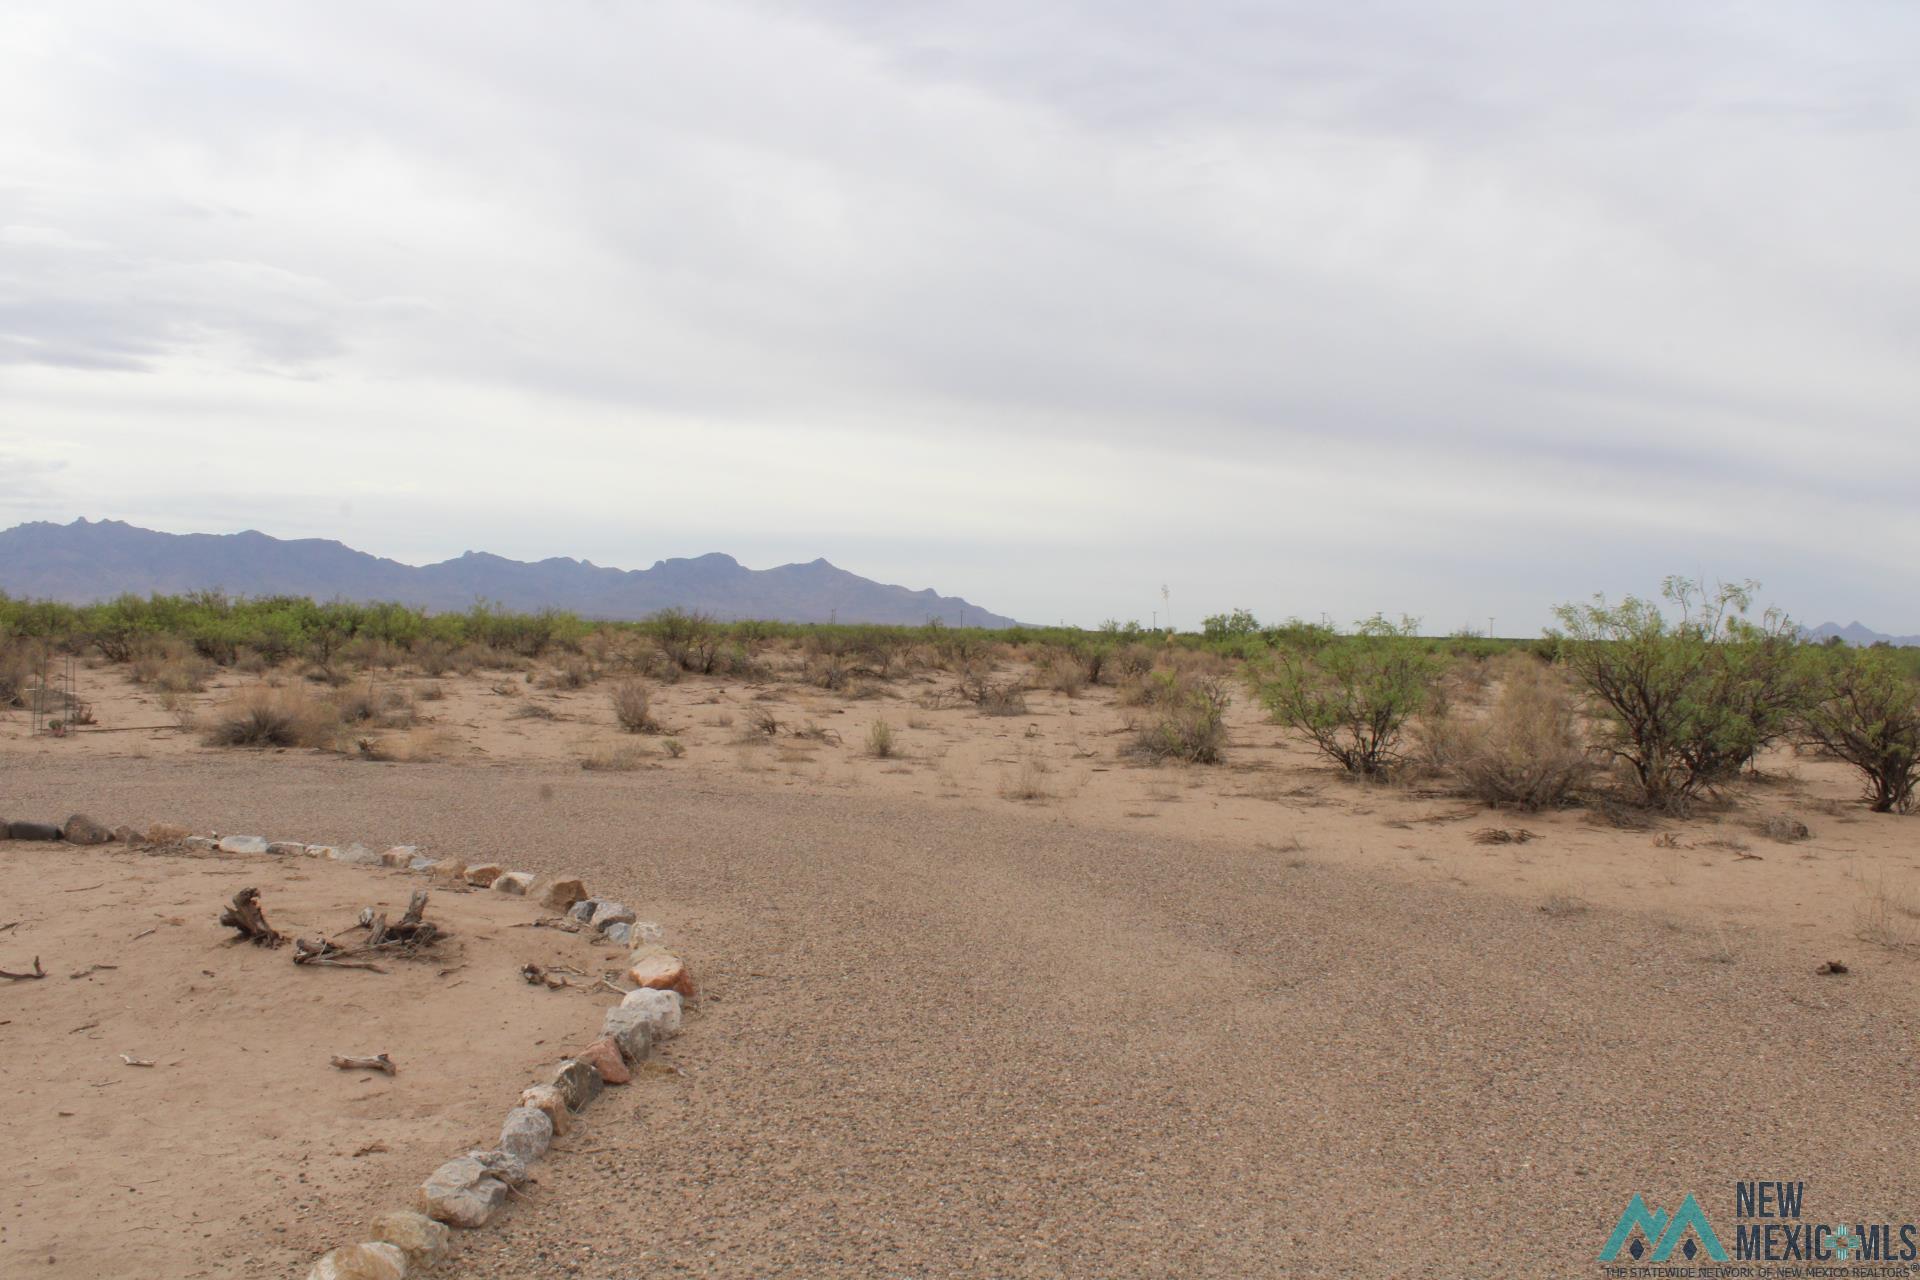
[
  {"left": 653, "top": 608, "right": 722, "bottom": 673},
  {"left": 416, "top": 681, "right": 446, "bottom": 702},
  {"left": 1553, "top": 577, "right": 1807, "bottom": 810},
  {"left": 1422, "top": 660, "right": 1593, "bottom": 809},
  {"left": 1127, "top": 674, "right": 1230, "bottom": 763},
  {"left": 1041, "top": 652, "right": 1088, "bottom": 697},
  {"left": 1254, "top": 616, "right": 1437, "bottom": 779},
  {"left": 0, "top": 640, "right": 33, "bottom": 708},
  {"left": 331, "top": 684, "right": 379, "bottom": 724},
  {"left": 866, "top": 719, "right": 896, "bottom": 758},
  {"left": 541, "top": 654, "right": 597, "bottom": 689},
  {"left": 1798, "top": 648, "right": 1920, "bottom": 813},
  {"left": 611, "top": 680, "right": 657, "bottom": 733},
  {"left": 964, "top": 675, "right": 1028, "bottom": 716},
  {"left": 1106, "top": 644, "right": 1156, "bottom": 684},
  {"left": 662, "top": 737, "right": 686, "bottom": 758},
  {"left": 204, "top": 686, "right": 338, "bottom": 749},
  {"left": 414, "top": 641, "right": 454, "bottom": 677}
]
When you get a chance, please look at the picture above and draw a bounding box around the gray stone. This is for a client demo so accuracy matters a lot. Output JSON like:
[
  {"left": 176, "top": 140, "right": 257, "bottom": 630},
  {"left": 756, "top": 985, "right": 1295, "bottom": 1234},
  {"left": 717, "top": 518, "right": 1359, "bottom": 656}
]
[
  {"left": 600, "top": 1005, "right": 657, "bottom": 1065},
  {"left": 304, "top": 844, "right": 336, "bottom": 858},
  {"left": 631, "top": 920, "right": 665, "bottom": 945},
  {"left": 182, "top": 835, "right": 218, "bottom": 852},
  {"left": 568, "top": 898, "right": 600, "bottom": 923},
  {"left": 497, "top": 1106, "right": 554, "bottom": 1162},
  {"left": 331, "top": 843, "right": 382, "bottom": 866},
  {"left": 418, "top": 1156, "right": 508, "bottom": 1228},
  {"left": 551, "top": 1058, "right": 603, "bottom": 1111},
  {"left": 305, "top": 1241, "right": 407, "bottom": 1280},
  {"left": 217, "top": 834, "right": 270, "bottom": 855},
  {"left": 589, "top": 901, "right": 637, "bottom": 931},
  {"left": 266, "top": 841, "right": 306, "bottom": 856},
  {"left": 618, "top": 987, "right": 684, "bottom": 1039},
  {"left": 62, "top": 814, "right": 114, "bottom": 845},
  {"left": 465, "top": 1148, "right": 530, "bottom": 1187},
  {"left": 407, "top": 857, "right": 438, "bottom": 873},
  {"left": 368, "top": 1209, "right": 451, "bottom": 1267},
  {"left": 603, "top": 921, "right": 632, "bottom": 946},
  {"left": 9, "top": 820, "right": 63, "bottom": 842}
]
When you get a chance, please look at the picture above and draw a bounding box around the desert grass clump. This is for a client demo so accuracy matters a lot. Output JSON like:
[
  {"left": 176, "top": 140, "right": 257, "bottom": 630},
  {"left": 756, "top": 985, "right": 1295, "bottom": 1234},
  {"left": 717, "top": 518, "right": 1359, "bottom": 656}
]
[
  {"left": 1127, "top": 674, "right": 1230, "bottom": 764},
  {"left": 415, "top": 680, "right": 446, "bottom": 702},
  {"left": 204, "top": 686, "right": 338, "bottom": 749},
  {"left": 999, "top": 752, "right": 1053, "bottom": 801},
  {"left": 662, "top": 737, "right": 686, "bottom": 758},
  {"left": 1421, "top": 660, "right": 1593, "bottom": 810},
  {"left": 611, "top": 680, "right": 658, "bottom": 733},
  {"left": 865, "top": 719, "right": 896, "bottom": 758},
  {"left": 356, "top": 727, "right": 454, "bottom": 763},
  {"left": 580, "top": 744, "right": 650, "bottom": 772}
]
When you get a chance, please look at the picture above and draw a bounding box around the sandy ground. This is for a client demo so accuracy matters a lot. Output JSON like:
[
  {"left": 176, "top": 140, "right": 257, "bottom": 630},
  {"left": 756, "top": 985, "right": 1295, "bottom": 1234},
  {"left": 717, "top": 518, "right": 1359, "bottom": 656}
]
[
  {"left": 5, "top": 658, "right": 1920, "bottom": 1276},
  {"left": 0, "top": 839, "right": 648, "bottom": 1279}
]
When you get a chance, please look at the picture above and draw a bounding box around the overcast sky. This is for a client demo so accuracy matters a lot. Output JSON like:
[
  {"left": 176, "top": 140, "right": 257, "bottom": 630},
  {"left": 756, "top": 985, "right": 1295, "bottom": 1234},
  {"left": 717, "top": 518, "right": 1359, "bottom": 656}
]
[{"left": 3, "top": 1, "right": 1916, "bottom": 632}]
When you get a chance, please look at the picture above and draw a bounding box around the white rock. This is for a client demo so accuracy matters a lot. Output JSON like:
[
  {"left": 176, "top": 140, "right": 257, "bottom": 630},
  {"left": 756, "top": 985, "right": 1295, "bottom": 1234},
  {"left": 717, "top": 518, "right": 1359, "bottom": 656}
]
[
  {"left": 305, "top": 1241, "right": 408, "bottom": 1280},
  {"left": 304, "top": 844, "right": 336, "bottom": 858},
  {"left": 332, "top": 843, "right": 382, "bottom": 866},
  {"left": 217, "top": 834, "right": 270, "bottom": 855},
  {"left": 407, "top": 857, "right": 438, "bottom": 874},
  {"left": 631, "top": 920, "right": 664, "bottom": 945},
  {"left": 266, "top": 841, "right": 306, "bottom": 856},
  {"left": 618, "top": 986, "right": 684, "bottom": 1039},
  {"left": 492, "top": 871, "right": 535, "bottom": 895},
  {"left": 418, "top": 1157, "right": 508, "bottom": 1228},
  {"left": 182, "top": 836, "right": 218, "bottom": 852},
  {"left": 498, "top": 1106, "right": 554, "bottom": 1162}
]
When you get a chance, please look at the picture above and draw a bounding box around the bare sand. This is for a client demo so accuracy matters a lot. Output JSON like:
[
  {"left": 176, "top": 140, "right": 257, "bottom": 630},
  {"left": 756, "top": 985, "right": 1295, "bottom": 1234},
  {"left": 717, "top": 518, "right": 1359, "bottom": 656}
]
[
  {"left": 0, "top": 840, "right": 638, "bottom": 1279},
  {"left": 3, "top": 657, "right": 1918, "bottom": 1276}
]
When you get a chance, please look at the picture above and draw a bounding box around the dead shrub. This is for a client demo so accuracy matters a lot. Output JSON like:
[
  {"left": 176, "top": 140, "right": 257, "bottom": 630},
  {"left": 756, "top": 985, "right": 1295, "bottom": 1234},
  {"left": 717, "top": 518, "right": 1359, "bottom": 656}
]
[
  {"left": 1042, "top": 653, "right": 1089, "bottom": 697},
  {"left": 541, "top": 655, "right": 597, "bottom": 690},
  {"left": 1126, "top": 674, "right": 1230, "bottom": 763},
  {"left": 611, "top": 680, "right": 658, "bottom": 733},
  {"left": 865, "top": 720, "right": 896, "bottom": 758},
  {"left": 204, "top": 686, "right": 339, "bottom": 749},
  {"left": 999, "top": 753, "right": 1053, "bottom": 801},
  {"left": 1421, "top": 662, "right": 1593, "bottom": 810},
  {"left": 415, "top": 681, "right": 447, "bottom": 702}
]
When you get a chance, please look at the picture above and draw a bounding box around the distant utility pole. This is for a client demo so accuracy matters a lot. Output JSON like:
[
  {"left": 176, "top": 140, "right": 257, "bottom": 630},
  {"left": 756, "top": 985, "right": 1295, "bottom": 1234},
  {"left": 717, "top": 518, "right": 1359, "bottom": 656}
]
[{"left": 1487, "top": 616, "right": 1495, "bottom": 639}]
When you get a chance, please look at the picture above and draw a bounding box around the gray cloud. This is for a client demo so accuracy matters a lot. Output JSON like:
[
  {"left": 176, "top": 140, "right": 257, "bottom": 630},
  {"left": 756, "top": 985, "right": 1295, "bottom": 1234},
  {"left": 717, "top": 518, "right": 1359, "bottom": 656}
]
[{"left": 0, "top": 0, "right": 1915, "bottom": 630}]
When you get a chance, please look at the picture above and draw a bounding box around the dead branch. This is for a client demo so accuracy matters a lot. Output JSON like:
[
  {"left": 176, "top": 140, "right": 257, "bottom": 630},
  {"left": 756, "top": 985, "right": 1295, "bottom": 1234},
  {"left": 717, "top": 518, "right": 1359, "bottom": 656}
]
[
  {"left": 330, "top": 1053, "right": 397, "bottom": 1074},
  {"left": 1, "top": 956, "right": 47, "bottom": 980},
  {"left": 69, "top": 964, "right": 118, "bottom": 979},
  {"left": 291, "top": 937, "right": 389, "bottom": 973},
  {"left": 218, "top": 888, "right": 286, "bottom": 948},
  {"left": 119, "top": 1053, "right": 155, "bottom": 1068}
]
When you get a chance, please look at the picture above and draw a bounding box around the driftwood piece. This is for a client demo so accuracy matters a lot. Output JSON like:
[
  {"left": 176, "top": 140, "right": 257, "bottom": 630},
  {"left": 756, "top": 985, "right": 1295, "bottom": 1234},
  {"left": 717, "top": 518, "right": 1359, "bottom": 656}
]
[
  {"left": 218, "top": 888, "right": 286, "bottom": 948},
  {"left": 1, "top": 956, "right": 47, "bottom": 980},
  {"left": 331, "top": 1052, "right": 398, "bottom": 1074}
]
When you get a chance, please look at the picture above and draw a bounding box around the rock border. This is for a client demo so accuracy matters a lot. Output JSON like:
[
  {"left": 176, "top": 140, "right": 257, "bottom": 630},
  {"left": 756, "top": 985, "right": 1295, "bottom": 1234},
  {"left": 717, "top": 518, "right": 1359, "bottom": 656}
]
[{"left": 0, "top": 813, "right": 696, "bottom": 1280}]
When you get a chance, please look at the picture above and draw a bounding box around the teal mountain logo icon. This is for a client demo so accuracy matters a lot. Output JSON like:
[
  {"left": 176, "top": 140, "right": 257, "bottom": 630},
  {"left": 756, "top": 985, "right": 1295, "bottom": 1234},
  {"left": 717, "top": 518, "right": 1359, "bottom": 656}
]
[{"left": 1599, "top": 1193, "right": 1729, "bottom": 1262}]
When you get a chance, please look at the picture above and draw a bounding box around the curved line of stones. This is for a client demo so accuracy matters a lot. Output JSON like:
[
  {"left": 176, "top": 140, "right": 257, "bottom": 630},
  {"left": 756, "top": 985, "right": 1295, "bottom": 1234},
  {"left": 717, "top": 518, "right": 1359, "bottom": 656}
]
[{"left": 1, "top": 814, "right": 691, "bottom": 1280}]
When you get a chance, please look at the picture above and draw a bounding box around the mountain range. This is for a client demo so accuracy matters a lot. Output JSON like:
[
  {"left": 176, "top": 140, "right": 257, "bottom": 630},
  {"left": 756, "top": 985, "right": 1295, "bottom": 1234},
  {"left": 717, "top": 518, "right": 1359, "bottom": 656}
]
[
  {"left": 0, "top": 519, "right": 1018, "bottom": 627},
  {"left": 1801, "top": 621, "right": 1920, "bottom": 648}
]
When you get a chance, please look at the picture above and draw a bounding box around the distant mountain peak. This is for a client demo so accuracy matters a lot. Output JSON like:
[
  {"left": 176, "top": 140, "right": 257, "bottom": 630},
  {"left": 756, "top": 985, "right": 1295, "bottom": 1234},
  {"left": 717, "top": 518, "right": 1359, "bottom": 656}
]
[
  {"left": 0, "top": 519, "right": 1017, "bottom": 627},
  {"left": 1804, "top": 620, "right": 1920, "bottom": 647}
]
